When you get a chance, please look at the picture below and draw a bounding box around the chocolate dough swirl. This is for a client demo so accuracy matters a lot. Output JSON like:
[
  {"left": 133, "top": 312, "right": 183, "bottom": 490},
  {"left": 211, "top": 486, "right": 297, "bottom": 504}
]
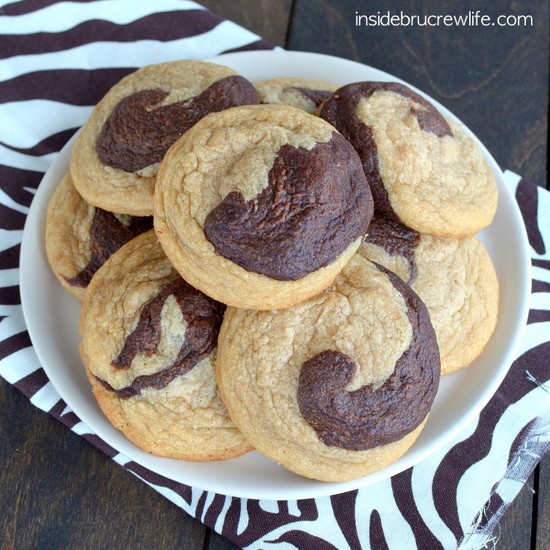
[
  {"left": 289, "top": 86, "right": 333, "bottom": 108},
  {"left": 203, "top": 132, "right": 374, "bottom": 281},
  {"left": 320, "top": 81, "right": 452, "bottom": 223},
  {"left": 297, "top": 264, "right": 440, "bottom": 450},
  {"left": 97, "top": 278, "right": 225, "bottom": 399},
  {"left": 364, "top": 216, "right": 420, "bottom": 284},
  {"left": 96, "top": 75, "right": 260, "bottom": 172},
  {"left": 67, "top": 209, "right": 153, "bottom": 288}
]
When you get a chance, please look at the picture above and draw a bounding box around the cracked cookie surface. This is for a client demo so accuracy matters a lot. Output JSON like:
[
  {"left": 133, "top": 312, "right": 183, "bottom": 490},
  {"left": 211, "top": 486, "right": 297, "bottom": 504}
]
[
  {"left": 216, "top": 254, "right": 440, "bottom": 481},
  {"left": 79, "top": 230, "right": 252, "bottom": 461},
  {"left": 70, "top": 60, "right": 259, "bottom": 216},
  {"left": 358, "top": 224, "right": 499, "bottom": 375},
  {"left": 255, "top": 77, "right": 338, "bottom": 113},
  {"left": 45, "top": 171, "right": 152, "bottom": 301},
  {"left": 320, "top": 81, "right": 498, "bottom": 237},
  {"left": 154, "top": 104, "right": 374, "bottom": 310}
]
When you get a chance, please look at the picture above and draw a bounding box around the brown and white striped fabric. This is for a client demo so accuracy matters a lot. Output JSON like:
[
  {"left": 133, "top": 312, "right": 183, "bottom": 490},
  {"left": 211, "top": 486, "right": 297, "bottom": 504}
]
[{"left": 0, "top": 2, "right": 548, "bottom": 548}]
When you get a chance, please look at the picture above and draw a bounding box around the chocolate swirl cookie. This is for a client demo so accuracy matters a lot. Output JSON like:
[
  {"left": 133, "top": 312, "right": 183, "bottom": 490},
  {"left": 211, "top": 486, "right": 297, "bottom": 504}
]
[
  {"left": 70, "top": 60, "right": 260, "bottom": 216},
  {"left": 154, "top": 104, "right": 374, "bottom": 310},
  {"left": 216, "top": 254, "right": 440, "bottom": 482},
  {"left": 254, "top": 77, "right": 339, "bottom": 114},
  {"left": 320, "top": 81, "right": 498, "bottom": 237},
  {"left": 45, "top": 172, "right": 153, "bottom": 301},
  {"left": 79, "top": 230, "right": 252, "bottom": 461},
  {"left": 358, "top": 224, "right": 499, "bottom": 375}
]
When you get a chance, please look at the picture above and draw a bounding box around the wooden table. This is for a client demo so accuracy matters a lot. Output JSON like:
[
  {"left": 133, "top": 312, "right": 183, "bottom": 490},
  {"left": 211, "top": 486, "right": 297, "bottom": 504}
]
[{"left": 1, "top": 1, "right": 547, "bottom": 548}]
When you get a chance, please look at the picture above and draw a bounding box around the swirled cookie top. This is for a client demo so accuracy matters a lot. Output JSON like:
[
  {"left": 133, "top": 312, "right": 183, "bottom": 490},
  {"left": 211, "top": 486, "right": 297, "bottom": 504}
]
[
  {"left": 218, "top": 254, "right": 440, "bottom": 451},
  {"left": 94, "top": 61, "right": 259, "bottom": 173},
  {"left": 157, "top": 104, "right": 373, "bottom": 281},
  {"left": 320, "top": 81, "right": 497, "bottom": 236},
  {"left": 45, "top": 173, "right": 153, "bottom": 301},
  {"left": 297, "top": 263, "right": 439, "bottom": 449},
  {"left": 83, "top": 231, "right": 225, "bottom": 400},
  {"left": 67, "top": 208, "right": 153, "bottom": 288},
  {"left": 255, "top": 77, "right": 339, "bottom": 114},
  {"left": 98, "top": 277, "right": 225, "bottom": 399},
  {"left": 363, "top": 215, "right": 420, "bottom": 284},
  {"left": 358, "top": 232, "right": 499, "bottom": 376}
]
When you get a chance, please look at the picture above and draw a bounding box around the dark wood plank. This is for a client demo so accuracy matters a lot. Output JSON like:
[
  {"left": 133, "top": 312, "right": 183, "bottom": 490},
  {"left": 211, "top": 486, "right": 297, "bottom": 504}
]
[
  {"left": 496, "top": 472, "right": 536, "bottom": 549},
  {"left": 536, "top": 453, "right": 550, "bottom": 549},
  {"left": 0, "top": 380, "right": 207, "bottom": 550},
  {"left": 207, "top": 530, "right": 241, "bottom": 550},
  {"left": 288, "top": 0, "right": 548, "bottom": 187},
  {"left": 199, "top": 0, "right": 292, "bottom": 46}
]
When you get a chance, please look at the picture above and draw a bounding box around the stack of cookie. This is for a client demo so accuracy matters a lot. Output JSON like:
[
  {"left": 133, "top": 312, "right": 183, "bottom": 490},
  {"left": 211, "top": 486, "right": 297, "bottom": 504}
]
[
  {"left": 45, "top": 59, "right": 499, "bottom": 483},
  {"left": 319, "top": 82, "right": 499, "bottom": 377}
]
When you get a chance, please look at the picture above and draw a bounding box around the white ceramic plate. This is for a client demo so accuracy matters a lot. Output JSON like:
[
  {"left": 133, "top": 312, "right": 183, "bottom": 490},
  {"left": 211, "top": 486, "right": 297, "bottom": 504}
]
[{"left": 20, "top": 50, "right": 531, "bottom": 500}]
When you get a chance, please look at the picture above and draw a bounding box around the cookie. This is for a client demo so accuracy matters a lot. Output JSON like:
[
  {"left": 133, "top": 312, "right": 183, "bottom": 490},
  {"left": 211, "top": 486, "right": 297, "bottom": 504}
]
[
  {"left": 79, "top": 230, "right": 252, "bottom": 461},
  {"left": 319, "top": 82, "right": 498, "bottom": 237},
  {"left": 255, "top": 77, "right": 339, "bottom": 113},
  {"left": 358, "top": 217, "right": 499, "bottom": 375},
  {"left": 154, "top": 104, "right": 374, "bottom": 310},
  {"left": 216, "top": 254, "right": 440, "bottom": 481},
  {"left": 45, "top": 172, "right": 153, "bottom": 301},
  {"left": 70, "top": 60, "right": 260, "bottom": 216}
]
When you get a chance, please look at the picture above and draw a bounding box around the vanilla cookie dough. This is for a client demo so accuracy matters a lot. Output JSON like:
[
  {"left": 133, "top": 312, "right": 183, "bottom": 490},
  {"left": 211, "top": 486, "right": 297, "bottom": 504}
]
[
  {"left": 79, "top": 230, "right": 252, "bottom": 461},
  {"left": 216, "top": 254, "right": 440, "bottom": 481},
  {"left": 71, "top": 60, "right": 260, "bottom": 215},
  {"left": 320, "top": 81, "right": 498, "bottom": 237},
  {"left": 154, "top": 104, "right": 374, "bottom": 310},
  {"left": 45, "top": 172, "right": 153, "bottom": 301},
  {"left": 358, "top": 218, "right": 499, "bottom": 375},
  {"left": 255, "top": 77, "right": 339, "bottom": 113}
]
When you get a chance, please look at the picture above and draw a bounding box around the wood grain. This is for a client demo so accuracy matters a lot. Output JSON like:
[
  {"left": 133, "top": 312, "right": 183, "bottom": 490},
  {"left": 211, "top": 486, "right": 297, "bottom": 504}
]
[
  {"left": 287, "top": 0, "right": 548, "bottom": 187},
  {"left": 0, "top": 380, "right": 211, "bottom": 550},
  {"left": 496, "top": 472, "right": 536, "bottom": 549},
  {"left": 536, "top": 455, "right": 550, "bottom": 550},
  {"left": 200, "top": 0, "right": 292, "bottom": 46}
]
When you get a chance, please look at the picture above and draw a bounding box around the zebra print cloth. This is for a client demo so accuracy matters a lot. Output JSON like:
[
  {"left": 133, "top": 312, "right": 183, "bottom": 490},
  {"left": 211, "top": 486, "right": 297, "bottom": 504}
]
[{"left": 0, "top": 2, "right": 548, "bottom": 548}]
